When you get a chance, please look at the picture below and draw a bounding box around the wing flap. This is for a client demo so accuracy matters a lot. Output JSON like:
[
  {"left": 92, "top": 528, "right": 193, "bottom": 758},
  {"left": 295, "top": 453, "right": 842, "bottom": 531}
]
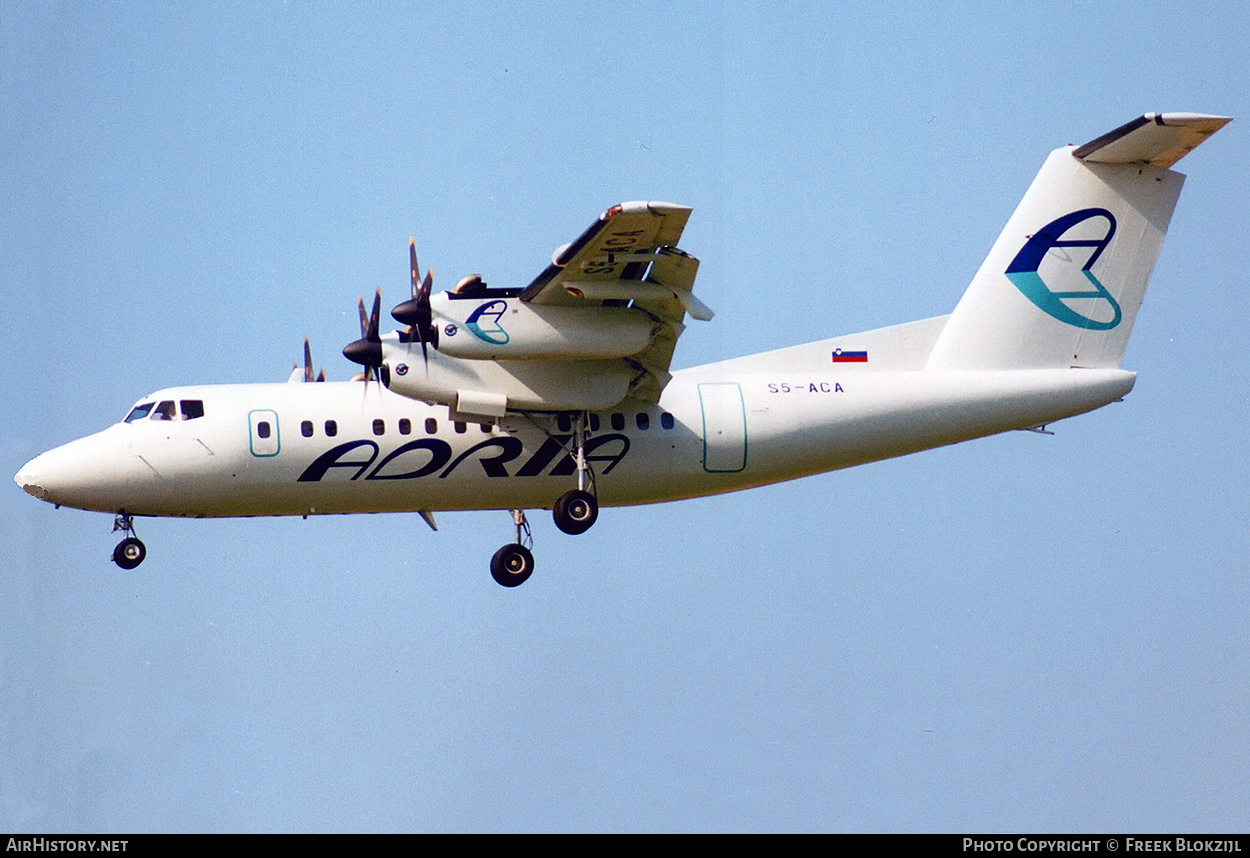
[{"left": 521, "top": 201, "right": 695, "bottom": 307}]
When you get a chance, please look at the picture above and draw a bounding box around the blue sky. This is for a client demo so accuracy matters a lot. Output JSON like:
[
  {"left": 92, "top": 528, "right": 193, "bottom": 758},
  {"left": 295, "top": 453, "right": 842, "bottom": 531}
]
[{"left": 3, "top": 0, "right": 1247, "bottom": 832}]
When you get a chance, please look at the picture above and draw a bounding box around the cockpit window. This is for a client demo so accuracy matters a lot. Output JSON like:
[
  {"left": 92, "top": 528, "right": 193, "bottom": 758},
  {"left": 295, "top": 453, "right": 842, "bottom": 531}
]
[
  {"left": 125, "top": 402, "right": 155, "bottom": 423},
  {"left": 152, "top": 401, "right": 176, "bottom": 421},
  {"left": 180, "top": 400, "right": 204, "bottom": 420}
]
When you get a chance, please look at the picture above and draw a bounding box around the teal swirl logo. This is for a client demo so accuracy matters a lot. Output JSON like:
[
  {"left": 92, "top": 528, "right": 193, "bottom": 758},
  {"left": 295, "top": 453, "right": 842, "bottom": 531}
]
[
  {"left": 465, "top": 300, "right": 510, "bottom": 345},
  {"left": 1005, "top": 208, "right": 1121, "bottom": 330}
]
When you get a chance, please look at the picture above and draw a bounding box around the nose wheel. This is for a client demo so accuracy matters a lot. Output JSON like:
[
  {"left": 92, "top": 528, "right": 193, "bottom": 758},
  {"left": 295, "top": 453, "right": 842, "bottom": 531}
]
[{"left": 111, "top": 513, "right": 147, "bottom": 570}]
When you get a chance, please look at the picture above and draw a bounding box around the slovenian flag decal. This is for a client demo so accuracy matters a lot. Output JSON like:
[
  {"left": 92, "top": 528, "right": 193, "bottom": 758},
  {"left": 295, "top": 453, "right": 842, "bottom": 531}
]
[{"left": 831, "top": 349, "right": 868, "bottom": 363}]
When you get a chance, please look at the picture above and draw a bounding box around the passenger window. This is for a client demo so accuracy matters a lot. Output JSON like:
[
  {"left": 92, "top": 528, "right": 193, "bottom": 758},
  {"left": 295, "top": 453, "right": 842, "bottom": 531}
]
[
  {"left": 180, "top": 400, "right": 205, "bottom": 420},
  {"left": 325, "top": 420, "right": 338, "bottom": 437},
  {"left": 125, "top": 402, "right": 154, "bottom": 423},
  {"left": 589, "top": 414, "right": 600, "bottom": 432},
  {"left": 611, "top": 413, "right": 624, "bottom": 431},
  {"left": 152, "top": 401, "right": 176, "bottom": 421},
  {"left": 425, "top": 418, "right": 438, "bottom": 434},
  {"left": 373, "top": 419, "right": 385, "bottom": 436},
  {"left": 257, "top": 421, "right": 271, "bottom": 439},
  {"left": 661, "top": 412, "right": 674, "bottom": 430},
  {"left": 480, "top": 423, "right": 491, "bottom": 433},
  {"left": 636, "top": 412, "right": 650, "bottom": 430},
  {"left": 454, "top": 421, "right": 467, "bottom": 434},
  {"left": 557, "top": 414, "right": 571, "bottom": 433},
  {"left": 301, "top": 421, "right": 314, "bottom": 437},
  {"left": 399, "top": 418, "right": 411, "bottom": 435}
]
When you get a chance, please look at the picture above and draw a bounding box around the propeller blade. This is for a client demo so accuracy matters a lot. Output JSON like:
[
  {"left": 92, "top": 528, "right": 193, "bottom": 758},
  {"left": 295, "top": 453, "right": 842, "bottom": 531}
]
[
  {"left": 418, "top": 269, "right": 434, "bottom": 365},
  {"left": 303, "top": 337, "right": 314, "bottom": 383},
  {"left": 410, "top": 237, "right": 420, "bottom": 300},
  {"left": 368, "top": 288, "right": 382, "bottom": 342}
]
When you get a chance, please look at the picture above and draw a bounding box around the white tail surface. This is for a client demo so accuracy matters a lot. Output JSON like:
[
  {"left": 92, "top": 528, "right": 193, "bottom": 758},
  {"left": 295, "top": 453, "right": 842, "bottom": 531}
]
[{"left": 927, "top": 113, "right": 1230, "bottom": 371}]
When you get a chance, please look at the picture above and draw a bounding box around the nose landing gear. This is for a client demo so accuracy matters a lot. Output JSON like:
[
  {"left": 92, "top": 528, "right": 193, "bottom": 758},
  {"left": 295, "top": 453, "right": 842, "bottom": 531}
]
[{"left": 111, "top": 513, "right": 146, "bottom": 570}]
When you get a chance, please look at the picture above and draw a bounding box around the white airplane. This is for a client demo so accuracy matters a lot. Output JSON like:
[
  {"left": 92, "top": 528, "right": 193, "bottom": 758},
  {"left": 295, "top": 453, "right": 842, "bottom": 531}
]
[{"left": 14, "top": 112, "right": 1230, "bottom": 586}]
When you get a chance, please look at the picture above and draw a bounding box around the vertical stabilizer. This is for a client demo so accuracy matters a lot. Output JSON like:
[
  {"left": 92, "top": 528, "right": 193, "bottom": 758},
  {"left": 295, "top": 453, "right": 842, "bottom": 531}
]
[{"left": 926, "top": 113, "right": 1230, "bottom": 371}]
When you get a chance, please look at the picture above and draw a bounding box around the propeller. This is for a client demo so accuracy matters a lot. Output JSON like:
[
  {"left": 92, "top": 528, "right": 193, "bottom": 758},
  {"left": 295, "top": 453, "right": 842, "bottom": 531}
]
[
  {"left": 391, "top": 238, "right": 438, "bottom": 366},
  {"left": 343, "top": 288, "right": 384, "bottom": 383},
  {"left": 303, "top": 337, "right": 325, "bottom": 382}
]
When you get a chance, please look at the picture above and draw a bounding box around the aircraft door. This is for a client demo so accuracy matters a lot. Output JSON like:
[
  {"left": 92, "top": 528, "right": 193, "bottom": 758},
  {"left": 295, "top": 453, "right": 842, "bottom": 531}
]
[
  {"left": 248, "top": 409, "right": 281, "bottom": 457},
  {"left": 698, "top": 382, "right": 747, "bottom": 473}
]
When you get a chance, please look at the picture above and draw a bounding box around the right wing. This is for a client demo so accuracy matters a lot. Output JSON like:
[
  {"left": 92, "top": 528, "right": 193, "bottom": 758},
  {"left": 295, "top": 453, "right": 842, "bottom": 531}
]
[{"left": 520, "top": 201, "right": 708, "bottom": 400}]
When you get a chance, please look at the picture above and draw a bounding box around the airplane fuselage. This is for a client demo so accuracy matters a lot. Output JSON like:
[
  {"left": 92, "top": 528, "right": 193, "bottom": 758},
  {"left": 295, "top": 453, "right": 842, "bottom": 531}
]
[{"left": 17, "top": 347, "right": 1135, "bottom": 521}]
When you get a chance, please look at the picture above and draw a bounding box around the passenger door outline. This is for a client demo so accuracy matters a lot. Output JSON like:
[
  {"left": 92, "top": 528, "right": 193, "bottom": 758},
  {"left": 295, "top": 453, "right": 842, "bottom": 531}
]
[
  {"left": 248, "top": 409, "right": 280, "bottom": 457},
  {"left": 698, "top": 382, "right": 747, "bottom": 473}
]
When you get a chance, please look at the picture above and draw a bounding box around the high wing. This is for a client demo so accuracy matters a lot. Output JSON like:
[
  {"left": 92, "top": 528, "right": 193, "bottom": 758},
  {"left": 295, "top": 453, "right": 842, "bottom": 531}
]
[
  {"left": 521, "top": 201, "right": 708, "bottom": 401},
  {"left": 372, "top": 202, "right": 709, "bottom": 415}
]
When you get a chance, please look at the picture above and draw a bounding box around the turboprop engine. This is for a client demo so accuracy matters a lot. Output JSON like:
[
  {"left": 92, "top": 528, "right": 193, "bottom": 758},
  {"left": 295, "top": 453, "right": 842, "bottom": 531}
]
[
  {"left": 348, "top": 226, "right": 688, "bottom": 419},
  {"left": 379, "top": 334, "right": 638, "bottom": 417},
  {"left": 428, "top": 291, "right": 657, "bottom": 361}
]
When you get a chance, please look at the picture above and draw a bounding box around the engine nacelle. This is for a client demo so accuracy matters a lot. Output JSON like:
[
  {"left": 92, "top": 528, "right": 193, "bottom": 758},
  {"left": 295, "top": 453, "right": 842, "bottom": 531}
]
[
  {"left": 429, "top": 294, "right": 655, "bottom": 361},
  {"left": 380, "top": 335, "right": 636, "bottom": 416}
]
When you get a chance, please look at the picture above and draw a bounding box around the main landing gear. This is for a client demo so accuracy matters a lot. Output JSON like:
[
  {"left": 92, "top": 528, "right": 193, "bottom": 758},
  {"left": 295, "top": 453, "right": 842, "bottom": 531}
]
[
  {"left": 491, "top": 510, "right": 535, "bottom": 588},
  {"left": 489, "top": 412, "right": 600, "bottom": 587},
  {"left": 111, "top": 512, "right": 146, "bottom": 570},
  {"left": 552, "top": 411, "right": 598, "bottom": 535}
]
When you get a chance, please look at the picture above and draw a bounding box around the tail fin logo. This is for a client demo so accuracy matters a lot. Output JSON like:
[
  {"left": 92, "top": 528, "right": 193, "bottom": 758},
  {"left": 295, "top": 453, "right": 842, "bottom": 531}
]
[{"left": 1005, "top": 208, "right": 1122, "bottom": 330}]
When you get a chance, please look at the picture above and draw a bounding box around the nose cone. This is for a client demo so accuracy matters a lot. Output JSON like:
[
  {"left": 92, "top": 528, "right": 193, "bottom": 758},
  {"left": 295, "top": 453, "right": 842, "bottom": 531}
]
[
  {"left": 13, "top": 427, "right": 149, "bottom": 512},
  {"left": 15, "top": 444, "right": 91, "bottom": 506},
  {"left": 14, "top": 456, "right": 51, "bottom": 501}
]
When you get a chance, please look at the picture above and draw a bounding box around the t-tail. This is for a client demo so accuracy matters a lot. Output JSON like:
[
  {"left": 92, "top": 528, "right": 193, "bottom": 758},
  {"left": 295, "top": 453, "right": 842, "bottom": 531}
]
[{"left": 926, "top": 113, "right": 1231, "bottom": 371}]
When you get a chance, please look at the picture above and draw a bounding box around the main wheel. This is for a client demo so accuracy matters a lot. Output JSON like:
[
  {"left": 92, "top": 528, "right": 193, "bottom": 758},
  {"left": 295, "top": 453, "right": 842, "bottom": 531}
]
[
  {"left": 112, "top": 536, "right": 147, "bottom": 570},
  {"left": 490, "top": 543, "right": 534, "bottom": 587},
  {"left": 553, "top": 489, "right": 598, "bottom": 535}
]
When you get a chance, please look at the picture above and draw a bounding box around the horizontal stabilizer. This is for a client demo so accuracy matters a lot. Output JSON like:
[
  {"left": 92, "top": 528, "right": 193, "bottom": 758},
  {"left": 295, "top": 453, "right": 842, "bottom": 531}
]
[{"left": 1073, "top": 113, "right": 1231, "bottom": 168}]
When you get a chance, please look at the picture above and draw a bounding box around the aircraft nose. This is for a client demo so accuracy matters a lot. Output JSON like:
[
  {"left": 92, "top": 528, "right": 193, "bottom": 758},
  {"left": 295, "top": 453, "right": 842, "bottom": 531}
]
[
  {"left": 12, "top": 428, "right": 148, "bottom": 512},
  {"left": 14, "top": 456, "right": 51, "bottom": 501}
]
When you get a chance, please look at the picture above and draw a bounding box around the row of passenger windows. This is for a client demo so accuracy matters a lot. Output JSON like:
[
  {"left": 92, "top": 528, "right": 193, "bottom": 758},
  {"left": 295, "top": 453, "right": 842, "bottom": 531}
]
[
  {"left": 558, "top": 412, "right": 675, "bottom": 432},
  {"left": 125, "top": 399, "right": 205, "bottom": 422},
  {"left": 297, "top": 412, "right": 677, "bottom": 438},
  {"left": 300, "top": 417, "right": 488, "bottom": 438}
]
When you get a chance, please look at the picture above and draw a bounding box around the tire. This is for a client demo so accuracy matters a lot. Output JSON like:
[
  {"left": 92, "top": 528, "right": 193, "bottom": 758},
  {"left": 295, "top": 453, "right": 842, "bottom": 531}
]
[
  {"left": 552, "top": 489, "right": 598, "bottom": 535},
  {"left": 490, "top": 543, "right": 534, "bottom": 587},
  {"left": 112, "top": 537, "right": 147, "bottom": 570}
]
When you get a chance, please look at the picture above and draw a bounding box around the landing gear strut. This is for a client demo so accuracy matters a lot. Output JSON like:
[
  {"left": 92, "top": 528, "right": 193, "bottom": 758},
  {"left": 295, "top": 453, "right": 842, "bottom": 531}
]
[
  {"left": 552, "top": 412, "right": 599, "bottom": 535},
  {"left": 111, "top": 513, "right": 146, "bottom": 570},
  {"left": 490, "top": 509, "right": 534, "bottom": 587},
  {"left": 488, "top": 413, "right": 603, "bottom": 588}
]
